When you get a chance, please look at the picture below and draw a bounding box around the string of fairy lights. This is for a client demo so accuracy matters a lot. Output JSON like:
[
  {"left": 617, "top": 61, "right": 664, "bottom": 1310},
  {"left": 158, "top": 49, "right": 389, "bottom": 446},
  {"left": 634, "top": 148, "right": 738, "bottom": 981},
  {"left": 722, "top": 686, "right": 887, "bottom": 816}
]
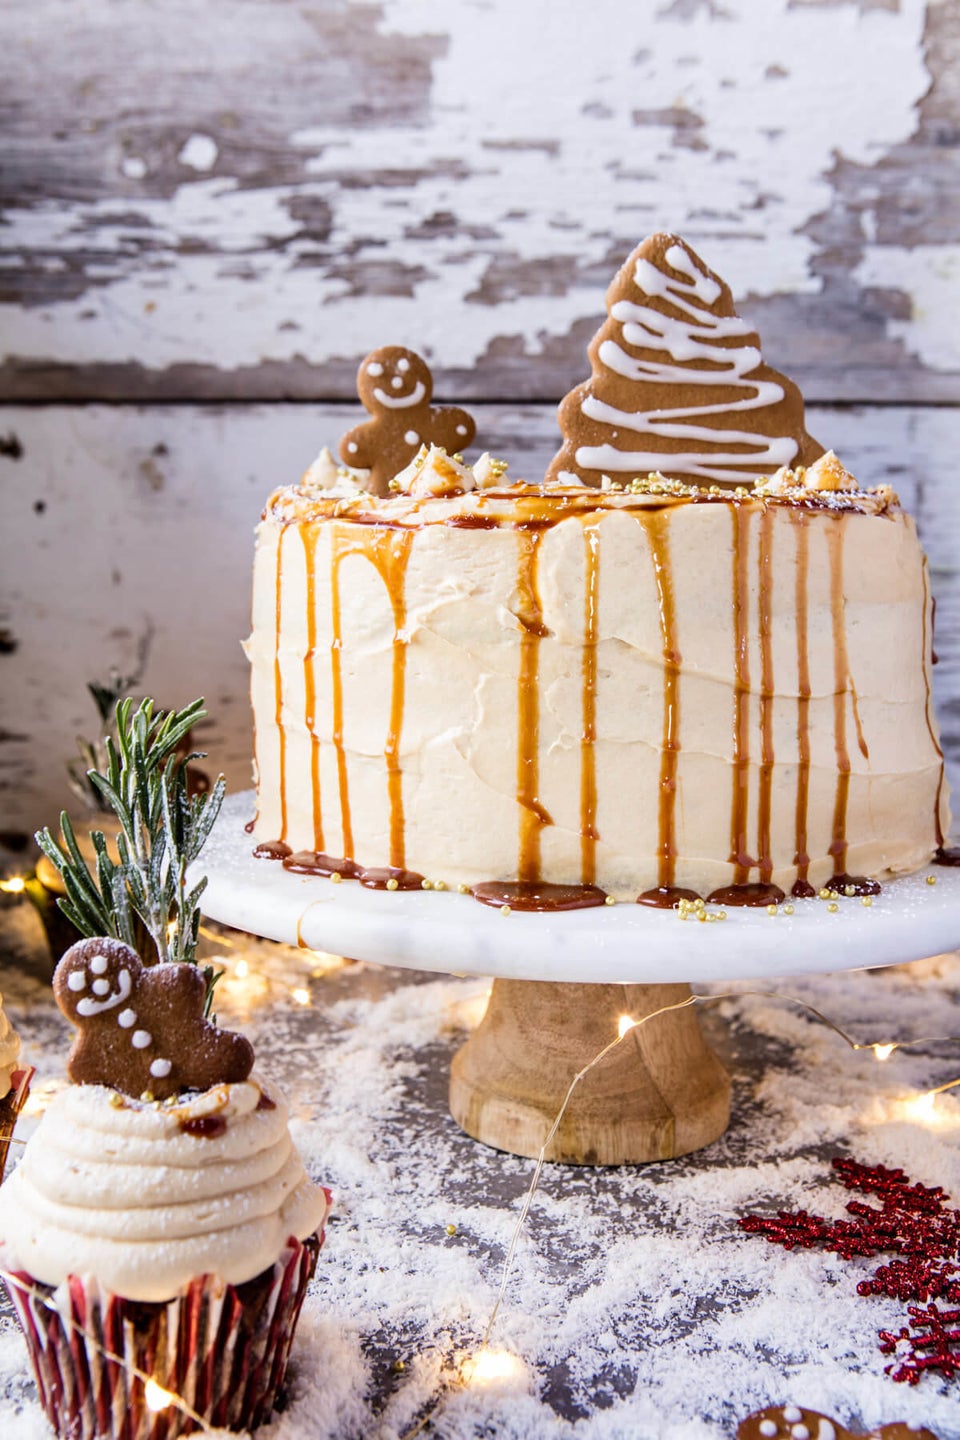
[{"left": 0, "top": 911, "right": 958, "bottom": 1434}]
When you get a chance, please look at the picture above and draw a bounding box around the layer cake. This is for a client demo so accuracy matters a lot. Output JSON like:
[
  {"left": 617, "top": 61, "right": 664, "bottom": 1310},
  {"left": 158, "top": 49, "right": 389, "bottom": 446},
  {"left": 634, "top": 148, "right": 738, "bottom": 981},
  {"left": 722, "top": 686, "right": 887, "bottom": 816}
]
[{"left": 246, "top": 235, "right": 949, "bottom": 908}]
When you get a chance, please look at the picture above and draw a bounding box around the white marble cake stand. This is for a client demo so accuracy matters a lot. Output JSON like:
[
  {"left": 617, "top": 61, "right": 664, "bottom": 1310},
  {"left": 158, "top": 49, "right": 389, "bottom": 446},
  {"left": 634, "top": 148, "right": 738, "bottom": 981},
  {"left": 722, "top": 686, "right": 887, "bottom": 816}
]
[{"left": 198, "top": 791, "right": 960, "bottom": 1166}]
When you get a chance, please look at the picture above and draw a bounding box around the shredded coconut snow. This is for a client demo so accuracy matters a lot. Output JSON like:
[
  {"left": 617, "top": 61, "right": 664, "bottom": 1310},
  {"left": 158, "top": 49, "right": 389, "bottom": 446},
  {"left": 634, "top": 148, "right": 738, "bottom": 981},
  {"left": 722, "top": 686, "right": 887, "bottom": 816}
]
[{"left": 1, "top": 905, "right": 959, "bottom": 1439}]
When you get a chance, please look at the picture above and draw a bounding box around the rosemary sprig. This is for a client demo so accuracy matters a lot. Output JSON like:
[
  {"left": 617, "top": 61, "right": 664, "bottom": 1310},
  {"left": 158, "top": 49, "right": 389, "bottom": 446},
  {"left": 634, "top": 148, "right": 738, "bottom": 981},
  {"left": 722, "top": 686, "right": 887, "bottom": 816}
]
[
  {"left": 36, "top": 698, "right": 225, "bottom": 1009},
  {"left": 66, "top": 626, "right": 154, "bottom": 811}
]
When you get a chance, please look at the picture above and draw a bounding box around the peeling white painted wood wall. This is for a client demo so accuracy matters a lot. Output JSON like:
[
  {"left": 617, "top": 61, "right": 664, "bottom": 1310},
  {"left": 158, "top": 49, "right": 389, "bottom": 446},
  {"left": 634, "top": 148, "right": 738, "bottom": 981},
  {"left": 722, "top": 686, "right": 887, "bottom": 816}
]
[{"left": 2, "top": 0, "right": 958, "bottom": 834}]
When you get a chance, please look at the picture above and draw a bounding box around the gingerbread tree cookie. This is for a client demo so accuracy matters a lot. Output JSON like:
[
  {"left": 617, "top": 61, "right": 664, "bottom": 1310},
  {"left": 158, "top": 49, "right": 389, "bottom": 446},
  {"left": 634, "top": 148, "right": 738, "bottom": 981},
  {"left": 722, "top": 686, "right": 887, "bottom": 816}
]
[
  {"left": 54, "top": 937, "right": 254, "bottom": 1101},
  {"left": 546, "top": 233, "right": 823, "bottom": 489},
  {"left": 339, "top": 346, "right": 476, "bottom": 497}
]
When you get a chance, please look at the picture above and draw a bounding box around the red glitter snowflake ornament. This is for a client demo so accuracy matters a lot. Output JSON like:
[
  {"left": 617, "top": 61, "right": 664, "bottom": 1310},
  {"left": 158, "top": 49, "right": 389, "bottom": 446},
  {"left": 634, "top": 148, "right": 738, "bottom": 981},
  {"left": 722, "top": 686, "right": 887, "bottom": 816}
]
[{"left": 740, "top": 1157, "right": 960, "bottom": 1385}]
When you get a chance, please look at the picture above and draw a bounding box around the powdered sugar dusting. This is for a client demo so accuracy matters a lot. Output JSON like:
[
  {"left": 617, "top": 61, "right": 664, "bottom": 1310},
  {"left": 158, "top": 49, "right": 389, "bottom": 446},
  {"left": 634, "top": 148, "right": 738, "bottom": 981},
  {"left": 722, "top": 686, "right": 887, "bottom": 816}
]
[{"left": 1, "top": 915, "right": 959, "bottom": 1437}]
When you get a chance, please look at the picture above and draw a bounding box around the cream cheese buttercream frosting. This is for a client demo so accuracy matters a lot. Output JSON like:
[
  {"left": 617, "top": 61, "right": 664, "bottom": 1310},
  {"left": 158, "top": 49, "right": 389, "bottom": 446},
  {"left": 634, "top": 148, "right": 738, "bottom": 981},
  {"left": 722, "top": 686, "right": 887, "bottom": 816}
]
[
  {"left": 0, "top": 1078, "right": 329, "bottom": 1301},
  {"left": 247, "top": 461, "right": 948, "bottom": 902}
]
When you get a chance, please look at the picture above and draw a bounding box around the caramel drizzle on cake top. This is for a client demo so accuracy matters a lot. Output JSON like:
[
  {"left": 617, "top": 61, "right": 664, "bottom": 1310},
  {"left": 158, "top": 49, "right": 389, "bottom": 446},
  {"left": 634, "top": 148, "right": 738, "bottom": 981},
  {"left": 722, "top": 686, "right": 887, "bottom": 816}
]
[
  {"left": 274, "top": 530, "right": 288, "bottom": 841},
  {"left": 730, "top": 504, "right": 753, "bottom": 883},
  {"left": 580, "top": 523, "right": 601, "bottom": 886},
  {"left": 920, "top": 555, "right": 946, "bottom": 848},
  {"left": 792, "top": 512, "right": 813, "bottom": 893},
  {"left": 515, "top": 530, "right": 550, "bottom": 883},
  {"left": 645, "top": 511, "right": 681, "bottom": 890},
  {"left": 301, "top": 525, "right": 324, "bottom": 852},
  {"left": 329, "top": 524, "right": 413, "bottom": 866},
  {"left": 265, "top": 491, "right": 943, "bottom": 905},
  {"left": 757, "top": 505, "right": 776, "bottom": 884}
]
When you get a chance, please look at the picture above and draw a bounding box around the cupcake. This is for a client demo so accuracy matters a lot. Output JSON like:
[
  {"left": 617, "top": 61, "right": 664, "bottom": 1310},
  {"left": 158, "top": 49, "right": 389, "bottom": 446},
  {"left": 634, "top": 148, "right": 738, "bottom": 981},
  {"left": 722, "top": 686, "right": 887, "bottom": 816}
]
[
  {"left": 0, "top": 937, "right": 331, "bottom": 1439},
  {"left": 0, "top": 989, "right": 32, "bottom": 1182}
]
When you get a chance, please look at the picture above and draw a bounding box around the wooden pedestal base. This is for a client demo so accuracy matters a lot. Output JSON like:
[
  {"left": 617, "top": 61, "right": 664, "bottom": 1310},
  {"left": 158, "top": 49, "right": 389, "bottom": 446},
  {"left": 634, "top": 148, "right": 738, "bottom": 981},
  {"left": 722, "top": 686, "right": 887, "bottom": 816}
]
[{"left": 449, "top": 979, "right": 731, "bottom": 1165}]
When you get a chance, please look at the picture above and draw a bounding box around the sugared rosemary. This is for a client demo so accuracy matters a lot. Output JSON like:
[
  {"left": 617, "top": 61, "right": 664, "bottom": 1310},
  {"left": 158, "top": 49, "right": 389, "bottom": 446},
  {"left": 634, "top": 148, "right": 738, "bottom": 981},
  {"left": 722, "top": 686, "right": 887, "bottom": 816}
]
[{"left": 36, "top": 697, "right": 225, "bottom": 1008}]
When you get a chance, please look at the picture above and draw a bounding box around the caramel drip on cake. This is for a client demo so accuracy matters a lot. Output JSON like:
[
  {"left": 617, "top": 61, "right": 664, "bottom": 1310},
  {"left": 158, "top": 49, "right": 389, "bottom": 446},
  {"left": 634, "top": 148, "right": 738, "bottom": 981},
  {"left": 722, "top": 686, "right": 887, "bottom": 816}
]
[
  {"left": 756, "top": 507, "right": 775, "bottom": 882},
  {"left": 920, "top": 557, "right": 946, "bottom": 846},
  {"left": 274, "top": 528, "right": 288, "bottom": 841},
  {"left": 580, "top": 522, "right": 601, "bottom": 884},
  {"left": 301, "top": 525, "right": 324, "bottom": 851},
  {"left": 329, "top": 528, "right": 354, "bottom": 859},
  {"left": 646, "top": 510, "right": 681, "bottom": 888},
  {"left": 730, "top": 504, "right": 754, "bottom": 882},
  {"left": 383, "top": 531, "right": 414, "bottom": 868},
  {"left": 826, "top": 518, "right": 851, "bottom": 875},
  {"left": 792, "top": 514, "right": 812, "bottom": 891},
  {"left": 516, "top": 530, "right": 547, "bottom": 882},
  {"left": 330, "top": 524, "right": 414, "bottom": 867}
]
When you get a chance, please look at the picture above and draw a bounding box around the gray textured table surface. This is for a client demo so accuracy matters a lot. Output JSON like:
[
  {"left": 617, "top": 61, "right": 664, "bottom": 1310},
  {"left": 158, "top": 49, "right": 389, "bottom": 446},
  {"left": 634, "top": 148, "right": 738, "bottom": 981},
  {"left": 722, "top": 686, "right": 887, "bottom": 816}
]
[{"left": 1, "top": 894, "right": 959, "bottom": 1438}]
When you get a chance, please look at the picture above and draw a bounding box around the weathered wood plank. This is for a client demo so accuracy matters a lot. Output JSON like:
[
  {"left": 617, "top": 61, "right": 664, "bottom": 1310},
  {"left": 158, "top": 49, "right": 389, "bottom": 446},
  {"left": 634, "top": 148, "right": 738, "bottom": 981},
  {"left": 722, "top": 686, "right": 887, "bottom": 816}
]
[
  {"left": 1, "top": 401, "right": 957, "bottom": 836},
  {"left": 2, "top": 0, "right": 958, "bottom": 403}
]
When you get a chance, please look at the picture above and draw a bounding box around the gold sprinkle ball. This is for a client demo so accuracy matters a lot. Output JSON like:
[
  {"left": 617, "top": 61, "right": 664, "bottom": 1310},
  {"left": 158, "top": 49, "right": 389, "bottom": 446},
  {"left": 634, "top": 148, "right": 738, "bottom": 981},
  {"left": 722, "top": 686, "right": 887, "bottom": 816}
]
[
  {"left": 433, "top": 879, "right": 447, "bottom": 891},
  {"left": 818, "top": 888, "right": 831, "bottom": 900},
  {"left": 500, "top": 905, "right": 512, "bottom": 917},
  {"left": 604, "top": 894, "right": 616, "bottom": 906},
  {"left": 457, "top": 883, "right": 471, "bottom": 895},
  {"left": 108, "top": 1091, "right": 124, "bottom": 1108},
  {"left": 446, "top": 1223, "right": 457, "bottom": 1236},
  {"left": 421, "top": 879, "right": 433, "bottom": 890},
  {"left": 783, "top": 904, "right": 795, "bottom": 916},
  {"left": 140, "top": 1090, "right": 155, "bottom": 1104},
  {"left": 718, "top": 910, "right": 727, "bottom": 920},
  {"left": 330, "top": 871, "right": 343, "bottom": 884},
  {"left": 844, "top": 884, "right": 855, "bottom": 898},
  {"left": 926, "top": 874, "right": 937, "bottom": 885},
  {"left": 827, "top": 902, "right": 839, "bottom": 913},
  {"left": 386, "top": 877, "right": 399, "bottom": 891},
  {"left": 861, "top": 895, "right": 873, "bottom": 907},
  {"left": 766, "top": 903, "right": 778, "bottom": 916},
  {"left": 393, "top": 1359, "right": 406, "bottom": 1373}
]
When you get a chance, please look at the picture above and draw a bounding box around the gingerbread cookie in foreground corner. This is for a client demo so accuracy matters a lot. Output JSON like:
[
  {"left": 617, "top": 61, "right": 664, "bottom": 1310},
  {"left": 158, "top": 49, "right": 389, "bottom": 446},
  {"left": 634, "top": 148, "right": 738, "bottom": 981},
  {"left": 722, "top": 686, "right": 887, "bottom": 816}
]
[
  {"left": 738, "top": 1403, "right": 939, "bottom": 1440},
  {"left": 0, "top": 936, "right": 331, "bottom": 1439},
  {"left": 339, "top": 344, "right": 476, "bottom": 495},
  {"left": 546, "top": 231, "right": 823, "bottom": 488}
]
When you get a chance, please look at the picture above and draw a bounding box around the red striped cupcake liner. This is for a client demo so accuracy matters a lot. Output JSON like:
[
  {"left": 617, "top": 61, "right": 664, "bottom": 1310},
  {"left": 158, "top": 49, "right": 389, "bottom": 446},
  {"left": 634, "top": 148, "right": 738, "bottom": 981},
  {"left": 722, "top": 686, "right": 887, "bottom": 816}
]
[
  {"left": 2, "top": 1219, "right": 327, "bottom": 1439},
  {"left": 0, "top": 1067, "right": 34, "bottom": 1183}
]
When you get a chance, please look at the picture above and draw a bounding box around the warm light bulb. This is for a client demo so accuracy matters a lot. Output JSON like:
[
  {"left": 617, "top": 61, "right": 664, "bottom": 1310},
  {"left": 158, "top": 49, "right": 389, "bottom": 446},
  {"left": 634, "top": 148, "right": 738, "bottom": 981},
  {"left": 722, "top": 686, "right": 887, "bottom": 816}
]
[
  {"left": 904, "top": 1090, "right": 938, "bottom": 1123},
  {"left": 291, "top": 987, "right": 311, "bottom": 1006},
  {"left": 466, "top": 1349, "right": 526, "bottom": 1385},
  {"left": 235, "top": 959, "right": 249, "bottom": 979},
  {"left": 0, "top": 876, "right": 26, "bottom": 894},
  {"left": 872, "top": 1044, "right": 896, "bottom": 1062},
  {"left": 144, "top": 1378, "right": 176, "bottom": 1413},
  {"left": 618, "top": 1015, "right": 636, "bottom": 1039}
]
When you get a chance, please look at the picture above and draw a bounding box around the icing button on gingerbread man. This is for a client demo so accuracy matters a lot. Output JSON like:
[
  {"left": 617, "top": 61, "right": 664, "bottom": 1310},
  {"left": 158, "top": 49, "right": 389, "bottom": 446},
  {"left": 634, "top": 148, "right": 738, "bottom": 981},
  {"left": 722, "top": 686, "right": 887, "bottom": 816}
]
[
  {"left": 53, "top": 937, "right": 254, "bottom": 1102},
  {"left": 339, "top": 346, "right": 476, "bottom": 497}
]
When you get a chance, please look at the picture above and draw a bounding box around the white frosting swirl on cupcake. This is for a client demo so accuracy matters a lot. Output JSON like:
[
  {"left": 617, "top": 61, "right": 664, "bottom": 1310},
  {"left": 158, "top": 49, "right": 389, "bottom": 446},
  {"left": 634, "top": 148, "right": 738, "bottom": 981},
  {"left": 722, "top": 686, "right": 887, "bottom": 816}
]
[
  {"left": 0, "top": 1078, "right": 329, "bottom": 1301},
  {"left": 0, "top": 998, "right": 22, "bottom": 1101}
]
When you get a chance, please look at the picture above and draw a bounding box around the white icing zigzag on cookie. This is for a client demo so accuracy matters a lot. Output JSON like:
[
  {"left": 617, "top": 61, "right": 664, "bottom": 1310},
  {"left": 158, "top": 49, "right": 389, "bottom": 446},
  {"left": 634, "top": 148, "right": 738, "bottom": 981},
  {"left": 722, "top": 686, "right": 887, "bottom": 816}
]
[
  {"left": 580, "top": 243, "right": 795, "bottom": 481},
  {"left": 547, "top": 233, "right": 823, "bottom": 488}
]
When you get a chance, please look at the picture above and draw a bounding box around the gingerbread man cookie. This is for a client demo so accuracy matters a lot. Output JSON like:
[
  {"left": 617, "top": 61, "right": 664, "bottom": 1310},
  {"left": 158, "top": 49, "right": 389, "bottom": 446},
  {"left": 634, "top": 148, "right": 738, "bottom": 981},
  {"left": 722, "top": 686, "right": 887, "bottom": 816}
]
[
  {"left": 339, "top": 346, "right": 476, "bottom": 496},
  {"left": 53, "top": 938, "right": 254, "bottom": 1102},
  {"left": 738, "top": 1403, "right": 938, "bottom": 1440}
]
